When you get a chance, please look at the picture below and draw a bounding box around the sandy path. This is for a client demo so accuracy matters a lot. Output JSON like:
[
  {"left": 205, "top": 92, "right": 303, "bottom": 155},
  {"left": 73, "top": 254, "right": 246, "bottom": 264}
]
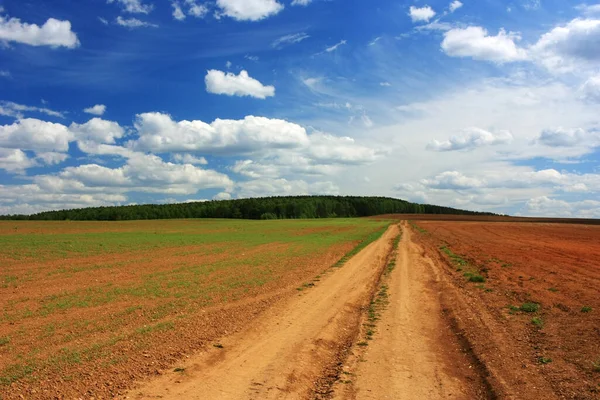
[
  {"left": 126, "top": 225, "right": 399, "bottom": 400},
  {"left": 334, "top": 223, "right": 482, "bottom": 400}
]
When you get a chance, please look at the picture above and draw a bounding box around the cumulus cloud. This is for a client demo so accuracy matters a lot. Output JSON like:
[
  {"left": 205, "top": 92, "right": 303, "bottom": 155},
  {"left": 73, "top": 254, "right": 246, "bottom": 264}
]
[
  {"left": 0, "top": 118, "right": 72, "bottom": 152},
  {"left": 307, "top": 132, "right": 379, "bottom": 165},
  {"left": 409, "top": 6, "right": 436, "bottom": 22},
  {"left": 107, "top": 0, "right": 153, "bottom": 14},
  {"left": 186, "top": 0, "right": 209, "bottom": 17},
  {"left": 291, "top": 0, "right": 312, "bottom": 5},
  {"left": 131, "top": 113, "right": 308, "bottom": 153},
  {"left": 236, "top": 178, "right": 339, "bottom": 198},
  {"left": 213, "top": 192, "right": 232, "bottom": 200},
  {"left": 535, "top": 127, "right": 598, "bottom": 147},
  {"left": 421, "top": 171, "right": 486, "bottom": 190},
  {"left": 172, "top": 1, "right": 186, "bottom": 20},
  {"left": 576, "top": 4, "right": 600, "bottom": 15},
  {"left": 172, "top": 0, "right": 208, "bottom": 20},
  {"left": 526, "top": 196, "right": 600, "bottom": 218},
  {"left": 441, "top": 26, "right": 527, "bottom": 63},
  {"left": 581, "top": 74, "right": 600, "bottom": 101},
  {"left": 69, "top": 118, "right": 125, "bottom": 144},
  {"left": 427, "top": 127, "right": 513, "bottom": 151},
  {"left": 531, "top": 18, "right": 600, "bottom": 72},
  {"left": 216, "top": 0, "right": 284, "bottom": 21},
  {"left": 83, "top": 104, "right": 106, "bottom": 116},
  {"left": 272, "top": 32, "right": 310, "bottom": 48},
  {"left": 116, "top": 16, "right": 157, "bottom": 28},
  {"left": 0, "top": 15, "right": 79, "bottom": 48},
  {"left": 205, "top": 69, "right": 275, "bottom": 99},
  {"left": 172, "top": 154, "right": 208, "bottom": 165},
  {"left": 0, "top": 148, "right": 37, "bottom": 173},
  {"left": 449, "top": 1, "right": 463, "bottom": 12}
]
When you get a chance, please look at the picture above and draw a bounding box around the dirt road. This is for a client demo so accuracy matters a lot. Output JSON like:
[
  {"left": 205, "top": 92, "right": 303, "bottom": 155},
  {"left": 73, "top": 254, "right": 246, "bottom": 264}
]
[
  {"left": 127, "top": 225, "right": 399, "bottom": 399},
  {"left": 332, "top": 223, "right": 484, "bottom": 400}
]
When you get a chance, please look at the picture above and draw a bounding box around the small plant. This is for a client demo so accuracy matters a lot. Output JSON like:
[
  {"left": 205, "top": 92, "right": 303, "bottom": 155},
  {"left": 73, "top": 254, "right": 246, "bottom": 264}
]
[
  {"left": 213, "top": 343, "right": 224, "bottom": 349},
  {"left": 174, "top": 367, "right": 186, "bottom": 372},
  {"left": 520, "top": 303, "right": 540, "bottom": 313},
  {"left": 357, "top": 341, "right": 368, "bottom": 347},
  {"left": 531, "top": 317, "right": 544, "bottom": 328},
  {"left": 548, "top": 287, "right": 559, "bottom": 293},
  {"left": 0, "top": 336, "right": 9, "bottom": 346},
  {"left": 581, "top": 306, "right": 593, "bottom": 313},
  {"left": 467, "top": 274, "right": 486, "bottom": 283},
  {"left": 538, "top": 356, "right": 552, "bottom": 364},
  {"left": 592, "top": 360, "right": 600, "bottom": 372}
]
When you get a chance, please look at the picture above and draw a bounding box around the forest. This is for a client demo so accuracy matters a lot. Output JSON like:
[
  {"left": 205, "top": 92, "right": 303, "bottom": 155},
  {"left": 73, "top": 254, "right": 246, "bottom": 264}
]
[{"left": 0, "top": 196, "right": 493, "bottom": 221}]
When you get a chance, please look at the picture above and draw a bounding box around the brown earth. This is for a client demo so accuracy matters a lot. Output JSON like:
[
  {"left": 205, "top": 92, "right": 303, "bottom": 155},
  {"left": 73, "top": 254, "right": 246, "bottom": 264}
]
[
  {"left": 125, "top": 224, "right": 400, "bottom": 399},
  {"left": 3, "top": 218, "right": 599, "bottom": 399},
  {"left": 412, "top": 220, "right": 600, "bottom": 399},
  {"left": 332, "top": 222, "right": 487, "bottom": 400}
]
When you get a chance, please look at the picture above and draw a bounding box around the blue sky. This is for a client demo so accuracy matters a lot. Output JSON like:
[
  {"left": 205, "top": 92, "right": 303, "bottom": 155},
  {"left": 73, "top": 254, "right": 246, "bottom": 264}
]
[{"left": 0, "top": 0, "right": 599, "bottom": 217}]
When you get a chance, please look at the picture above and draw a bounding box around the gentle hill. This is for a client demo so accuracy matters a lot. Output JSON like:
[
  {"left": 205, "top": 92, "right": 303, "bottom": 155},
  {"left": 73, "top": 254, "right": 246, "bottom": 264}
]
[{"left": 0, "top": 196, "right": 494, "bottom": 221}]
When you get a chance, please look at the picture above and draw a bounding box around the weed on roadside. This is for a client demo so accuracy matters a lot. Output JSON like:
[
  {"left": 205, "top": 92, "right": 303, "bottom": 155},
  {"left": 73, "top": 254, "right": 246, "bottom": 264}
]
[
  {"left": 592, "top": 360, "right": 600, "bottom": 372},
  {"left": 538, "top": 356, "right": 552, "bottom": 364},
  {"left": 581, "top": 306, "right": 593, "bottom": 313}
]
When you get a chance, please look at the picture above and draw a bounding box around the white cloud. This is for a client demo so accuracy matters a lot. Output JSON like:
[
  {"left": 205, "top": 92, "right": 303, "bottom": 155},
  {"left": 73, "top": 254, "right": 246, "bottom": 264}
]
[
  {"left": 576, "top": 4, "right": 600, "bottom": 15},
  {"left": 116, "top": 16, "right": 158, "bottom": 28},
  {"left": 380, "top": 82, "right": 391, "bottom": 87},
  {"left": 236, "top": 178, "right": 339, "bottom": 198},
  {"left": 526, "top": 196, "right": 600, "bottom": 218},
  {"left": 427, "top": 127, "right": 513, "bottom": 151},
  {"left": 172, "top": 154, "right": 208, "bottom": 165},
  {"left": 0, "top": 15, "right": 79, "bottom": 48},
  {"left": 421, "top": 171, "right": 486, "bottom": 190},
  {"left": 0, "top": 118, "right": 72, "bottom": 152},
  {"left": 0, "top": 148, "right": 37, "bottom": 173},
  {"left": 98, "top": 17, "right": 109, "bottom": 25},
  {"left": 442, "top": 26, "right": 527, "bottom": 63},
  {"left": 83, "top": 104, "right": 106, "bottom": 116},
  {"left": 0, "top": 70, "right": 10, "bottom": 78},
  {"left": 449, "top": 1, "right": 463, "bottom": 12},
  {"left": 213, "top": 192, "right": 232, "bottom": 200},
  {"left": 69, "top": 118, "right": 125, "bottom": 144},
  {"left": 171, "top": 0, "right": 207, "bottom": 20},
  {"left": 205, "top": 69, "right": 275, "bottom": 99},
  {"left": 0, "top": 101, "right": 65, "bottom": 119},
  {"left": 60, "top": 153, "right": 233, "bottom": 194},
  {"left": 216, "top": 0, "right": 284, "bottom": 21},
  {"left": 225, "top": 61, "right": 232, "bottom": 69},
  {"left": 325, "top": 39, "right": 347, "bottom": 52},
  {"left": 535, "top": 127, "right": 598, "bottom": 147},
  {"left": 307, "top": 132, "right": 379, "bottom": 165},
  {"left": 581, "top": 74, "right": 600, "bottom": 101},
  {"left": 130, "top": 113, "right": 309, "bottom": 153},
  {"left": 172, "top": 1, "right": 186, "bottom": 20},
  {"left": 409, "top": 6, "right": 436, "bottom": 23},
  {"left": 272, "top": 32, "right": 309, "bottom": 48},
  {"left": 245, "top": 54, "right": 259, "bottom": 62},
  {"left": 107, "top": 0, "right": 153, "bottom": 14},
  {"left": 531, "top": 18, "right": 600, "bottom": 73},
  {"left": 186, "top": 0, "right": 209, "bottom": 17},
  {"left": 291, "top": 0, "right": 312, "bottom": 5}
]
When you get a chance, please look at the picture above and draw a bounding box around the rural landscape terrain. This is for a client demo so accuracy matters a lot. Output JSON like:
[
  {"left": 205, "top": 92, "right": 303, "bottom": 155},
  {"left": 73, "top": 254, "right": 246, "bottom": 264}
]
[{"left": 0, "top": 197, "right": 599, "bottom": 399}]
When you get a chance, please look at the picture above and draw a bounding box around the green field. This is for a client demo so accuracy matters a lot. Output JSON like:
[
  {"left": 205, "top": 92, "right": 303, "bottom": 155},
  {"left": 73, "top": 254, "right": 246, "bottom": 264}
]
[{"left": 0, "top": 218, "right": 390, "bottom": 393}]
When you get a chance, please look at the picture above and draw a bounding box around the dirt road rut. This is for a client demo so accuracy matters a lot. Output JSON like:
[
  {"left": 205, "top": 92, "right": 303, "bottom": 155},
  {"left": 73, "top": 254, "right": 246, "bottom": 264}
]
[
  {"left": 333, "top": 222, "right": 484, "bottom": 400},
  {"left": 128, "top": 225, "right": 399, "bottom": 399}
]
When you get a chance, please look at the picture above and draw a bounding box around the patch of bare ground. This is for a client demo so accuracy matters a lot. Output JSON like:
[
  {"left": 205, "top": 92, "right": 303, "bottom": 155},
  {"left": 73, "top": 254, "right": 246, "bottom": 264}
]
[{"left": 413, "top": 221, "right": 600, "bottom": 399}]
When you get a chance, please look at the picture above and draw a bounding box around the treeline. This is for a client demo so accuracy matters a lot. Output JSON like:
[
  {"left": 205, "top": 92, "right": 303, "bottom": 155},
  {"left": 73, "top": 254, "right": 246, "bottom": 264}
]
[{"left": 0, "top": 196, "right": 494, "bottom": 221}]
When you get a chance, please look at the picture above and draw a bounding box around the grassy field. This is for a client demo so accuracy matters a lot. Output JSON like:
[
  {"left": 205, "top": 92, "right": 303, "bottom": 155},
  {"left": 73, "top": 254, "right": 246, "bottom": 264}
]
[{"left": 0, "top": 218, "right": 390, "bottom": 396}]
